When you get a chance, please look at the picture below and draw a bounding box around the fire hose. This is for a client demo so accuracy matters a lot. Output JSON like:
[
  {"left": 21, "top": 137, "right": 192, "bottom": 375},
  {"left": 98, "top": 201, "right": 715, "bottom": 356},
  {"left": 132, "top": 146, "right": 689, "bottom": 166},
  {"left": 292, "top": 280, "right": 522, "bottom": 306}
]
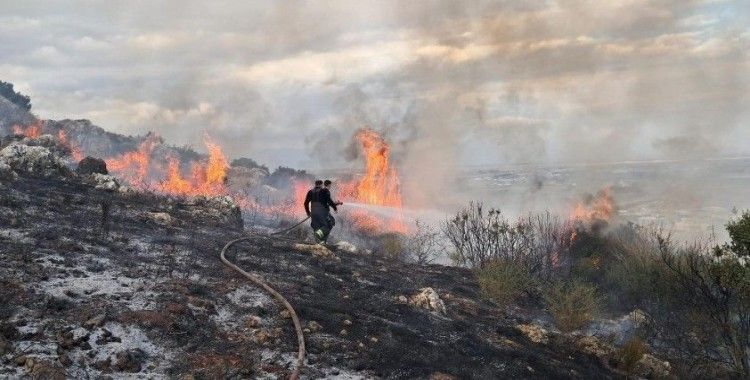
[{"left": 219, "top": 216, "right": 310, "bottom": 380}]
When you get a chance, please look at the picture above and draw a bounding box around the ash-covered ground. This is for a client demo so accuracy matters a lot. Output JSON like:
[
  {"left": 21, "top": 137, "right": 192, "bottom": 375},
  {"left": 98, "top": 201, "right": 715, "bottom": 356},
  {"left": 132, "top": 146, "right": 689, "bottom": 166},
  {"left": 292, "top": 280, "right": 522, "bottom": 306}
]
[{"left": 0, "top": 145, "right": 631, "bottom": 379}]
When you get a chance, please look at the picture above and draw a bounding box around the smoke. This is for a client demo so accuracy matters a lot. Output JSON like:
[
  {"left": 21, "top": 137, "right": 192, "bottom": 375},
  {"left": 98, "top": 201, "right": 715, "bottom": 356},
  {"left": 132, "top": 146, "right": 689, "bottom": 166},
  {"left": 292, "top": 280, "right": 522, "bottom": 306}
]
[{"left": 2, "top": 1, "right": 749, "bottom": 225}]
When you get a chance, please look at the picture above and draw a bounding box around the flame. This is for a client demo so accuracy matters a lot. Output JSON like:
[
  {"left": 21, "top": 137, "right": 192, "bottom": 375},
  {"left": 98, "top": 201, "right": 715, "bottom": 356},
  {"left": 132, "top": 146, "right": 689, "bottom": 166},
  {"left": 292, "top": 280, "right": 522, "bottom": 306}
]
[
  {"left": 158, "top": 136, "right": 229, "bottom": 196},
  {"left": 339, "top": 128, "right": 406, "bottom": 233},
  {"left": 57, "top": 130, "right": 85, "bottom": 162},
  {"left": 106, "top": 134, "right": 159, "bottom": 187},
  {"left": 569, "top": 187, "right": 615, "bottom": 223},
  {"left": 11, "top": 121, "right": 43, "bottom": 139}
]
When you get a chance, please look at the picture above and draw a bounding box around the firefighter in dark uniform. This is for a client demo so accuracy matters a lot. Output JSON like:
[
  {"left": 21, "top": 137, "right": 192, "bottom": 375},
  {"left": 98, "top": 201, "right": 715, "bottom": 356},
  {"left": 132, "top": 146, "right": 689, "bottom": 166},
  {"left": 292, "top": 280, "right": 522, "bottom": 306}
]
[{"left": 303, "top": 180, "right": 342, "bottom": 243}]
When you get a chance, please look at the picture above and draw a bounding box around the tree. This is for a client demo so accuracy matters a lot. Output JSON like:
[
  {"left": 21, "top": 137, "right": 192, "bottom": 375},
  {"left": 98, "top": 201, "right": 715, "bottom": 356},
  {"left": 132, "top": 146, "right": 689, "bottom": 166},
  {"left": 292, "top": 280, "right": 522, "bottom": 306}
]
[{"left": 0, "top": 81, "right": 31, "bottom": 111}]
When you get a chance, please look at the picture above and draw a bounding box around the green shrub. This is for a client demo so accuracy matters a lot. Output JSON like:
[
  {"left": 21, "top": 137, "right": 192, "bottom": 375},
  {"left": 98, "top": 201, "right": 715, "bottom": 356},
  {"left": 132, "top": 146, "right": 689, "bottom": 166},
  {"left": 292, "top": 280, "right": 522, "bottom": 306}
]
[
  {"left": 543, "top": 279, "right": 600, "bottom": 332},
  {"left": 476, "top": 259, "right": 534, "bottom": 307}
]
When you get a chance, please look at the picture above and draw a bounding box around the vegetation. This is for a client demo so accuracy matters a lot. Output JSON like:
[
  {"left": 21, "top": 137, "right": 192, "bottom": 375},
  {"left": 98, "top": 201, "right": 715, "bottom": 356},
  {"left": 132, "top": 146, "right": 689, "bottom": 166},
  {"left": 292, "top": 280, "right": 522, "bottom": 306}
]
[
  {"left": 476, "top": 259, "right": 534, "bottom": 307},
  {"left": 0, "top": 81, "right": 31, "bottom": 111},
  {"left": 543, "top": 279, "right": 600, "bottom": 332},
  {"left": 442, "top": 202, "right": 750, "bottom": 377}
]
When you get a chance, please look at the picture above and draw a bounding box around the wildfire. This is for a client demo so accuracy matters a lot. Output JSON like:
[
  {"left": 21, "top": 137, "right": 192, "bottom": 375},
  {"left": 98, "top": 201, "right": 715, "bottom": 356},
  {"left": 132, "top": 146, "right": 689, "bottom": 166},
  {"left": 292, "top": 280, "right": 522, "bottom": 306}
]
[
  {"left": 57, "top": 130, "right": 85, "bottom": 162},
  {"left": 106, "top": 134, "right": 159, "bottom": 187},
  {"left": 11, "top": 121, "right": 43, "bottom": 139},
  {"left": 158, "top": 136, "right": 229, "bottom": 197},
  {"left": 569, "top": 187, "right": 615, "bottom": 223},
  {"left": 339, "top": 128, "right": 406, "bottom": 233}
]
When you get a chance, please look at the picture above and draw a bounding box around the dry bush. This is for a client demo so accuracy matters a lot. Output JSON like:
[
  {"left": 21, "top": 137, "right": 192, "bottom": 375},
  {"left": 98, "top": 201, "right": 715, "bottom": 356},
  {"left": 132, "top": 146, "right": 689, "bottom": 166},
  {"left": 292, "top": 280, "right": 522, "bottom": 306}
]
[
  {"left": 403, "top": 220, "right": 444, "bottom": 264},
  {"left": 443, "top": 202, "right": 565, "bottom": 277},
  {"left": 617, "top": 338, "right": 647, "bottom": 373},
  {"left": 543, "top": 279, "right": 600, "bottom": 332},
  {"left": 476, "top": 259, "right": 534, "bottom": 307},
  {"left": 378, "top": 232, "right": 406, "bottom": 261}
]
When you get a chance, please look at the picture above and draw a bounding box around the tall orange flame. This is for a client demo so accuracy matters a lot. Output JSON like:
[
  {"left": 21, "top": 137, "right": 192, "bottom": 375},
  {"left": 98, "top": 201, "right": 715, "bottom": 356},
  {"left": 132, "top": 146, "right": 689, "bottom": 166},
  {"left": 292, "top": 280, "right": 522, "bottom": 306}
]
[
  {"left": 339, "top": 128, "right": 406, "bottom": 233},
  {"left": 158, "top": 136, "right": 229, "bottom": 196},
  {"left": 106, "top": 135, "right": 159, "bottom": 187}
]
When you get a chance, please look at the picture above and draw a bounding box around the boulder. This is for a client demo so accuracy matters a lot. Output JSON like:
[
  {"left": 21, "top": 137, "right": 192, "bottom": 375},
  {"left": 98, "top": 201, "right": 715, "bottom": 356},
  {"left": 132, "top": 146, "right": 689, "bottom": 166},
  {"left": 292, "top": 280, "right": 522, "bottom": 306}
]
[
  {"left": 91, "top": 173, "right": 120, "bottom": 191},
  {"left": 0, "top": 143, "right": 71, "bottom": 178},
  {"left": 633, "top": 354, "right": 671, "bottom": 378},
  {"left": 409, "top": 287, "right": 447, "bottom": 315},
  {"left": 0, "top": 159, "right": 17, "bottom": 182},
  {"left": 334, "top": 241, "right": 358, "bottom": 254},
  {"left": 76, "top": 156, "right": 108, "bottom": 175},
  {"left": 185, "top": 195, "right": 243, "bottom": 230},
  {"left": 113, "top": 349, "right": 146, "bottom": 372},
  {"left": 516, "top": 324, "right": 549, "bottom": 344},
  {"left": 146, "top": 212, "right": 173, "bottom": 225},
  {"left": 293, "top": 243, "right": 337, "bottom": 259}
]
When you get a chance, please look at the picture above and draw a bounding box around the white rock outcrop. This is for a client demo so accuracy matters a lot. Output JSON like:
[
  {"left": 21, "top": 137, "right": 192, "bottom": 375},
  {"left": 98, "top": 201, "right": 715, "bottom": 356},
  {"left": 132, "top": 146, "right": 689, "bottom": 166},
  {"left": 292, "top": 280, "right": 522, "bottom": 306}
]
[
  {"left": 409, "top": 287, "right": 447, "bottom": 315},
  {"left": 91, "top": 173, "right": 120, "bottom": 191},
  {"left": 0, "top": 143, "right": 69, "bottom": 177}
]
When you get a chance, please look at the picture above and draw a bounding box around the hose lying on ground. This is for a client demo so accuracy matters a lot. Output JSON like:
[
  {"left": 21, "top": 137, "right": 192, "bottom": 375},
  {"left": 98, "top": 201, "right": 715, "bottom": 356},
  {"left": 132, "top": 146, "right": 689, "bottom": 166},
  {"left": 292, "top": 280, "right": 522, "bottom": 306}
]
[{"left": 219, "top": 216, "right": 310, "bottom": 380}]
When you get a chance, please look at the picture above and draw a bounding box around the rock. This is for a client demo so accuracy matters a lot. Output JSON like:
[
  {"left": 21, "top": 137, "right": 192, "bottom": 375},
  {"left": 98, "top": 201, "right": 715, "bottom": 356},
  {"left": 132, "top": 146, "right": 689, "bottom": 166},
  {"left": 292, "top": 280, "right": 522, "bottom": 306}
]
[
  {"left": 397, "top": 295, "right": 408, "bottom": 303},
  {"left": 575, "top": 335, "right": 614, "bottom": 358},
  {"left": 245, "top": 316, "right": 262, "bottom": 328},
  {"left": 0, "top": 159, "right": 17, "bottom": 181},
  {"left": 342, "top": 319, "right": 352, "bottom": 326},
  {"left": 516, "top": 324, "right": 549, "bottom": 345},
  {"left": 113, "top": 349, "right": 146, "bottom": 372},
  {"left": 84, "top": 313, "right": 106, "bottom": 329},
  {"left": 76, "top": 156, "right": 108, "bottom": 175},
  {"left": 430, "top": 372, "right": 458, "bottom": 380},
  {"left": 293, "top": 243, "right": 337, "bottom": 259},
  {"left": 307, "top": 321, "right": 322, "bottom": 333},
  {"left": 28, "top": 359, "right": 65, "bottom": 380},
  {"left": 185, "top": 195, "right": 243, "bottom": 230},
  {"left": 409, "top": 287, "right": 447, "bottom": 315},
  {"left": 15, "top": 355, "right": 27, "bottom": 366},
  {"left": 91, "top": 173, "right": 120, "bottom": 191},
  {"left": 634, "top": 353, "right": 671, "bottom": 378},
  {"left": 334, "top": 241, "right": 358, "bottom": 254},
  {"left": 0, "top": 143, "right": 71, "bottom": 178},
  {"left": 147, "top": 212, "right": 172, "bottom": 225},
  {"left": 0, "top": 335, "right": 8, "bottom": 356}
]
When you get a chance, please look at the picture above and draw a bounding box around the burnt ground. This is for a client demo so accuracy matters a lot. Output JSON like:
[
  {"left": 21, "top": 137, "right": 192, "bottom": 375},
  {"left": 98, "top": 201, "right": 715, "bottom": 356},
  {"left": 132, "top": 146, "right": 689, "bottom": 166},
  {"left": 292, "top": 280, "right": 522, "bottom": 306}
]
[{"left": 0, "top": 174, "right": 617, "bottom": 379}]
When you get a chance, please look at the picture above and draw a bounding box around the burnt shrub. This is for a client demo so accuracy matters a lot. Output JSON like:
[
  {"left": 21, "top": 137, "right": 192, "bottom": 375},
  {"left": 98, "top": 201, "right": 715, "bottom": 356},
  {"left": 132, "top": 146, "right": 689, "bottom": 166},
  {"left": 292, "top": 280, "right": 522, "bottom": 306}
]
[
  {"left": 543, "top": 279, "right": 600, "bottom": 332},
  {"left": 616, "top": 337, "right": 647, "bottom": 373},
  {"left": 476, "top": 259, "right": 534, "bottom": 307}
]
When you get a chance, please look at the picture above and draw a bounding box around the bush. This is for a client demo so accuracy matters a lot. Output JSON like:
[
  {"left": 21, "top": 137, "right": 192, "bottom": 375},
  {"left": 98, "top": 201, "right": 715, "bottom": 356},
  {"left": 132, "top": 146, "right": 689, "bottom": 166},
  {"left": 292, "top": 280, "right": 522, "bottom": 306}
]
[
  {"left": 403, "top": 220, "right": 443, "bottom": 264},
  {"left": 617, "top": 338, "right": 647, "bottom": 373},
  {"left": 443, "top": 203, "right": 564, "bottom": 277},
  {"left": 543, "top": 279, "right": 600, "bottom": 332},
  {"left": 378, "top": 232, "right": 406, "bottom": 261},
  {"left": 476, "top": 259, "right": 534, "bottom": 307}
]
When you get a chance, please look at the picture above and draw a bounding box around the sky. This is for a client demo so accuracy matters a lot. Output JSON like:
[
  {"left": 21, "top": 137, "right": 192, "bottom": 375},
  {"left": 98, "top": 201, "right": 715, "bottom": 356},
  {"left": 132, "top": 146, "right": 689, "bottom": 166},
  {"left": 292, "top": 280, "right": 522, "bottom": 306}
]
[{"left": 1, "top": 0, "right": 748, "bottom": 171}]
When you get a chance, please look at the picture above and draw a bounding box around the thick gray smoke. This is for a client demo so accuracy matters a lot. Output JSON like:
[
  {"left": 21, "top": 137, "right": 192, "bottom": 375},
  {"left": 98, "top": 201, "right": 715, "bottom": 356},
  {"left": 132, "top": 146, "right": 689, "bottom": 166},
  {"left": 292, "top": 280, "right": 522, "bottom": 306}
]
[{"left": 1, "top": 1, "right": 748, "bottom": 224}]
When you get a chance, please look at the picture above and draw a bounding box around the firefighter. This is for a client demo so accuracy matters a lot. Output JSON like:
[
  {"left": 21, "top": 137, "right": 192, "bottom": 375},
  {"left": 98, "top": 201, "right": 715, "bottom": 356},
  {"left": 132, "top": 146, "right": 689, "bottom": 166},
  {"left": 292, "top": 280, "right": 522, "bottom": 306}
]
[
  {"left": 303, "top": 180, "right": 341, "bottom": 243},
  {"left": 323, "top": 179, "right": 342, "bottom": 232}
]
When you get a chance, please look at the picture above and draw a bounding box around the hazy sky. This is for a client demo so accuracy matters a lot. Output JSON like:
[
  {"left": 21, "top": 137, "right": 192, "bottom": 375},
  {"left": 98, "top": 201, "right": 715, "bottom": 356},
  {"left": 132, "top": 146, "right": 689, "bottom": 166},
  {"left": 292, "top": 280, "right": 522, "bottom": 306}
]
[{"left": 1, "top": 1, "right": 748, "bottom": 170}]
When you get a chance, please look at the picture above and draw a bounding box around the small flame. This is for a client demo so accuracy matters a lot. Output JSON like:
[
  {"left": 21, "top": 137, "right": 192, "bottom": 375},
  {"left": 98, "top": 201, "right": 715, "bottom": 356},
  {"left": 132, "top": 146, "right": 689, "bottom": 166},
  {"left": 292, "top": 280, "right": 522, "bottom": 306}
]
[
  {"left": 11, "top": 121, "right": 43, "bottom": 139},
  {"left": 57, "top": 130, "right": 85, "bottom": 162},
  {"left": 569, "top": 187, "right": 615, "bottom": 223}
]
